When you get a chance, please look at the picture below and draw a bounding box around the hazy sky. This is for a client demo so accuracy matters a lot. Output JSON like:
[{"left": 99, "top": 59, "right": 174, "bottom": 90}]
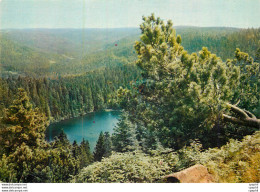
[{"left": 0, "top": 0, "right": 260, "bottom": 29}]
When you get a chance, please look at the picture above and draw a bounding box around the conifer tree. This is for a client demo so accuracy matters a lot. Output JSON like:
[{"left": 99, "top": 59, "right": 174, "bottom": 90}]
[
  {"left": 255, "top": 47, "right": 260, "bottom": 63},
  {"left": 119, "top": 14, "right": 260, "bottom": 149},
  {"left": 93, "top": 132, "right": 105, "bottom": 161},
  {"left": 78, "top": 139, "right": 93, "bottom": 168},
  {"left": 112, "top": 113, "right": 139, "bottom": 152},
  {"left": 103, "top": 132, "right": 112, "bottom": 158},
  {"left": 0, "top": 88, "right": 50, "bottom": 182},
  {"left": 72, "top": 140, "right": 80, "bottom": 158},
  {"left": 50, "top": 131, "right": 79, "bottom": 182},
  {"left": 1, "top": 88, "right": 49, "bottom": 154}
]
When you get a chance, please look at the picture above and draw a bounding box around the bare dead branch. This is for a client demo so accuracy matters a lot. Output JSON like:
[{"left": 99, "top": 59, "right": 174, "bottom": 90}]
[
  {"left": 226, "top": 103, "right": 248, "bottom": 119},
  {"left": 223, "top": 114, "right": 260, "bottom": 129}
]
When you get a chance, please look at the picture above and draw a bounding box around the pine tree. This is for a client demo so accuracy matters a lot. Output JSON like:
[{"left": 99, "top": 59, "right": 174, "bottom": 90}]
[
  {"left": 78, "top": 139, "right": 93, "bottom": 168},
  {"left": 103, "top": 132, "right": 112, "bottom": 158},
  {"left": 255, "top": 47, "right": 260, "bottom": 63},
  {"left": 0, "top": 88, "right": 50, "bottom": 182},
  {"left": 72, "top": 140, "right": 80, "bottom": 158},
  {"left": 112, "top": 113, "right": 139, "bottom": 152},
  {"left": 1, "top": 88, "right": 49, "bottom": 154},
  {"left": 119, "top": 14, "right": 260, "bottom": 149},
  {"left": 50, "top": 131, "right": 79, "bottom": 182},
  {"left": 93, "top": 132, "right": 105, "bottom": 161},
  {"left": 44, "top": 102, "right": 52, "bottom": 121},
  {"left": 55, "top": 130, "right": 70, "bottom": 147},
  {"left": 86, "top": 87, "right": 94, "bottom": 112}
]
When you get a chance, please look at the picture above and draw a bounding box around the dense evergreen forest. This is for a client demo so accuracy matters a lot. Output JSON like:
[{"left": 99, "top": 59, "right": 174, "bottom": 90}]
[
  {"left": 0, "top": 14, "right": 259, "bottom": 183},
  {"left": 0, "top": 65, "right": 140, "bottom": 121},
  {"left": 1, "top": 26, "right": 260, "bottom": 122}
]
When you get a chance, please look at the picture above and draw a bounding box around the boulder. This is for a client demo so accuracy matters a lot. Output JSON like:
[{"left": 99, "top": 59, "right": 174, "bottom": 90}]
[{"left": 163, "top": 164, "right": 215, "bottom": 183}]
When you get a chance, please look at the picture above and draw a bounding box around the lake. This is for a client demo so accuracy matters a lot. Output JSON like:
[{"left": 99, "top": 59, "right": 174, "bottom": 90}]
[{"left": 45, "top": 110, "right": 121, "bottom": 150}]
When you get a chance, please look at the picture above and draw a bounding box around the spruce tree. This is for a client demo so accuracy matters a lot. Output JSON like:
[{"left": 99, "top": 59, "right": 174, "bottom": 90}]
[
  {"left": 103, "top": 132, "right": 112, "bottom": 158},
  {"left": 50, "top": 131, "right": 79, "bottom": 182},
  {"left": 255, "top": 47, "right": 260, "bottom": 63},
  {"left": 78, "top": 139, "right": 93, "bottom": 168},
  {"left": 112, "top": 113, "right": 139, "bottom": 152},
  {"left": 72, "top": 140, "right": 80, "bottom": 158},
  {"left": 93, "top": 132, "right": 105, "bottom": 161},
  {"left": 86, "top": 87, "right": 94, "bottom": 112}
]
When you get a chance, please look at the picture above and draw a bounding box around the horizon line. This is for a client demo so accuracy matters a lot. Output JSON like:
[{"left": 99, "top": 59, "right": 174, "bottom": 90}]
[{"left": 1, "top": 25, "right": 256, "bottom": 30}]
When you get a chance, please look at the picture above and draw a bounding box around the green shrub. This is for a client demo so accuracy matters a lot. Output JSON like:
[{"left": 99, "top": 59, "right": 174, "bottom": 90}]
[
  {"left": 71, "top": 150, "right": 176, "bottom": 183},
  {"left": 200, "top": 131, "right": 260, "bottom": 183},
  {"left": 71, "top": 131, "right": 259, "bottom": 183}
]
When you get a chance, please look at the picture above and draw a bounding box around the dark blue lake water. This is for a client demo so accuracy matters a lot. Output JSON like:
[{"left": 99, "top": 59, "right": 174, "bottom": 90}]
[{"left": 45, "top": 110, "right": 121, "bottom": 150}]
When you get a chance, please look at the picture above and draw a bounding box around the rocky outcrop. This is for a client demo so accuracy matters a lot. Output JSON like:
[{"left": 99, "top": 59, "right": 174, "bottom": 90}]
[{"left": 163, "top": 164, "right": 215, "bottom": 183}]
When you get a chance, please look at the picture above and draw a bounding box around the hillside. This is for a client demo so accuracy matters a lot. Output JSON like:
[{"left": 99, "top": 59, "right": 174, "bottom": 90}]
[
  {"left": 177, "top": 27, "right": 260, "bottom": 60},
  {"left": 1, "top": 26, "right": 260, "bottom": 121},
  {"left": 1, "top": 27, "right": 260, "bottom": 77},
  {"left": 0, "top": 34, "right": 51, "bottom": 77},
  {"left": 3, "top": 28, "right": 139, "bottom": 56},
  {"left": 0, "top": 28, "right": 139, "bottom": 76}
]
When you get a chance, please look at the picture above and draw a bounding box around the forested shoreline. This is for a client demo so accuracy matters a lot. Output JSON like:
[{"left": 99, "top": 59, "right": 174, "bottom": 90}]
[{"left": 0, "top": 65, "right": 141, "bottom": 122}]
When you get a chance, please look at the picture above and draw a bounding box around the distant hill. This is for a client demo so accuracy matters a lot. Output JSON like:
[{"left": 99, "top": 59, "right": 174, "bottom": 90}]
[
  {"left": 175, "top": 27, "right": 260, "bottom": 60},
  {"left": 2, "top": 28, "right": 140, "bottom": 56},
  {"left": 0, "top": 34, "right": 51, "bottom": 77},
  {"left": 1, "top": 27, "right": 259, "bottom": 77},
  {"left": 0, "top": 28, "right": 140, "bottom": 76}
]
